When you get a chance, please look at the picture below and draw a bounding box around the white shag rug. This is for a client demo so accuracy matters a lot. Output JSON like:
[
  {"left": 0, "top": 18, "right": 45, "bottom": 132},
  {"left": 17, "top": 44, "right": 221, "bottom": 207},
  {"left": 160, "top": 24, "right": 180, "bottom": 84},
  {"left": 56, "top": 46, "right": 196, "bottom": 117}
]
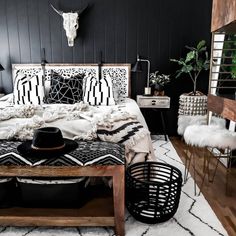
[{"left": 0, "top": 136, "right": 228, "bottom": 236}]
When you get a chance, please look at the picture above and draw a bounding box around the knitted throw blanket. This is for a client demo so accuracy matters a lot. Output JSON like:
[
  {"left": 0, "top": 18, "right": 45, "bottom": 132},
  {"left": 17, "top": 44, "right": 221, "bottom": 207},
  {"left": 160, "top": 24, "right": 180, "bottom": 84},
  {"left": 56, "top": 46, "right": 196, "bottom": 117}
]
[{"left": 97, "top": 115, "right": 150, "bottom": 152}]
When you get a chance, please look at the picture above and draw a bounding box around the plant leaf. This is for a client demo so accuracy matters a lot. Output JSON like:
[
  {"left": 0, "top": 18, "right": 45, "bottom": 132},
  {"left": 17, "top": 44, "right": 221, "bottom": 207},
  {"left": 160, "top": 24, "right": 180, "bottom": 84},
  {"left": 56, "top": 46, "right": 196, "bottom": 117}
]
[
  {"left": 198, "top": 46, "right": 207, "bottom": 52},
  {"left": 197, "top": 40, "right": 206, "bottom": 50},
  {"left": 185, "top": 45, "right": 196, "bottom": 51},
  {"left": 176, "top": 70, "right": 183, "bottom": 78},
  {"left": 170, "top": 58, "right": 185, "bottom": 65},
  {"left": 182, "top": 65, "right": 193, "bottom": 73},
  {"left": 185, "top": 51, "right": 195, "bottom": 63}
]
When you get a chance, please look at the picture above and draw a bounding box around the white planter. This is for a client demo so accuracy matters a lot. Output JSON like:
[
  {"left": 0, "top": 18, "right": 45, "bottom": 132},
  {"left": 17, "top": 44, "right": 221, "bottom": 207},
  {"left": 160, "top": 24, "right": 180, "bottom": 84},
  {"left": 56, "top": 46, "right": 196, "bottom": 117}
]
[{"left": 178, "top": 93, "right": 207, "bottom": 116}]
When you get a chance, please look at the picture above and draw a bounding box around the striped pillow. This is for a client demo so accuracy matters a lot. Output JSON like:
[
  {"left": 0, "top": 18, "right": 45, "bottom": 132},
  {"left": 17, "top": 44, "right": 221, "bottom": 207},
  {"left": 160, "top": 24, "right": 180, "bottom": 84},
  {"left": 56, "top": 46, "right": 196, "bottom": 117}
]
[
  {"left": 83, "top": 75, "right": 115, "bottom": 106},
  {"left": 13, "top": 71, "right": 45, "bottom": 105}
]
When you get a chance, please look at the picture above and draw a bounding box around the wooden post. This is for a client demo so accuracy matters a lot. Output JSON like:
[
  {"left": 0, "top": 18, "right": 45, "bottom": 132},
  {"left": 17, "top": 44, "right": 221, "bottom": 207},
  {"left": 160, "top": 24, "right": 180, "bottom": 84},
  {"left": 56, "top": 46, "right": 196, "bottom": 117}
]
[{"left": 113, "top": 165, "right": 125, "bottom": 236}]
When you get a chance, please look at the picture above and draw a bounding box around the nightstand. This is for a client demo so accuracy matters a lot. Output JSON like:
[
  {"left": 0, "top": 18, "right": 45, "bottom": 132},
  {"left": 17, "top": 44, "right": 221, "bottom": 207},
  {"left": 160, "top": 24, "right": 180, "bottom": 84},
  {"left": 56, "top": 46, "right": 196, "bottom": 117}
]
[{"left": 137, "top": 95, "right": 171, "bottom": 141}]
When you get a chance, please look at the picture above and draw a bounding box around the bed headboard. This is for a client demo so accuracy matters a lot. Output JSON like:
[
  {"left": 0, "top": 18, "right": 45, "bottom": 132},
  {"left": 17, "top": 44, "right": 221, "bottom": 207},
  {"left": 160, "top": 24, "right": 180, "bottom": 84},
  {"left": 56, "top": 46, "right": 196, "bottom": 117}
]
[{"left": 12, "top": 63, "right": 131, "bottom": 98}]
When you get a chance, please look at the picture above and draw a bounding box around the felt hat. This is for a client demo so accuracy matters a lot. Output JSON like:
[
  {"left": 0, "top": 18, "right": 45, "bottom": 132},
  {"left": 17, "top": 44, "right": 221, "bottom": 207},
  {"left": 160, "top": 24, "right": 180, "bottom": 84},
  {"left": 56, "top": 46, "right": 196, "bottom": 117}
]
[{"left": 17, "top": 127, "right": 78, "bottom": 158}]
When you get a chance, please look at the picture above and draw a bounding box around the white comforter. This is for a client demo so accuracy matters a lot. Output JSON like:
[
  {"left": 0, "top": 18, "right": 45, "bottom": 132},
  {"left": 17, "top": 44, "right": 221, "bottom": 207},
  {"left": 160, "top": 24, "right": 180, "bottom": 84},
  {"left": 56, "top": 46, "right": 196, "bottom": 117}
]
[{"left": 0, "top": 96, "right": 154, "bottom": 163}]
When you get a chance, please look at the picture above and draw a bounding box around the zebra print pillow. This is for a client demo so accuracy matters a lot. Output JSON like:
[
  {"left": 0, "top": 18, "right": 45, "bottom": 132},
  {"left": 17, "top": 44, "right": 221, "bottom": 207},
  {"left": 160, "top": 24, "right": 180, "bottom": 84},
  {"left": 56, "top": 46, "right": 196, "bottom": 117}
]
[
  {"left": 13, "top": 71, "right": 45, "bottom": 105},
  {"left": 83, "top": 75, "right": 115, "bottom": 106},
  {"left": 46, "top": 73, "right": 84, "bottom": 104}
]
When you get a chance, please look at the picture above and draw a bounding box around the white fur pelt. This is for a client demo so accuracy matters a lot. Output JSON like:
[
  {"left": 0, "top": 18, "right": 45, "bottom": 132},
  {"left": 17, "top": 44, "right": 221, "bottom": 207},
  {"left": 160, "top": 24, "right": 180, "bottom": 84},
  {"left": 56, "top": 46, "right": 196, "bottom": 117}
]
[
  {"left": 178, "top": 115, "right": 225, "bottom": 135},
  {"left": 184, "top": 124, "right": 236, "bottom": 150}
]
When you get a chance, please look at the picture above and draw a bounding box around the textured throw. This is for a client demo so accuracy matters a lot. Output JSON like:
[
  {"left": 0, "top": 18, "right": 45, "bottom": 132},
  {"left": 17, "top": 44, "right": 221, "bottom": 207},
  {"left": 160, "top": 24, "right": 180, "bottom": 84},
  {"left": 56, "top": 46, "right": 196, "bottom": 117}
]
[
  {"left": 0, "top": 140, "right": 125, "bottom": 166},
  {"left": 97, "top": 117, "right": 150, "bottom": 152},
  {"left": 0, "top": 105, "right": 36, "bottom": 121}
]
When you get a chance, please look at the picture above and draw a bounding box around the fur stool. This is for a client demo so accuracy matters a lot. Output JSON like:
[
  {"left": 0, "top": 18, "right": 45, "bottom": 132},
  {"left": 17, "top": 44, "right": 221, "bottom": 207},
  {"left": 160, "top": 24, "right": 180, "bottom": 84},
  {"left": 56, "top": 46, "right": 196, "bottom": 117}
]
[
  {"left": 183, "top": 124, "right": 236, "bottom": 195},
  {"left": 177, "top": 115, "right": 225, "bottom": 136}
]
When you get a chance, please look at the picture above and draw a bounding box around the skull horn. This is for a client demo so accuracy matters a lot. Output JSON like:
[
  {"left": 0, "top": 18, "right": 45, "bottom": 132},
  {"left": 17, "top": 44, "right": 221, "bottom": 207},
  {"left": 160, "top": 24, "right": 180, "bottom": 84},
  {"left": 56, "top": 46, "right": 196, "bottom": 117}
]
[
  {"left": 76, "top": 4, "right": 88, "bottom": 15},
  {"left": 51, "top": 4, "right": 63, "bottom": 16}
]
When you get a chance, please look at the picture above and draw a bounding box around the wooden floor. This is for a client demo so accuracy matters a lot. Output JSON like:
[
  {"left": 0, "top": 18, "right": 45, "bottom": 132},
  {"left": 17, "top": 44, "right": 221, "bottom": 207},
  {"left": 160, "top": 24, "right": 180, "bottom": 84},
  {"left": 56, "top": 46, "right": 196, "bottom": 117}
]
[{"left": 171, "top": 137, "right": 236, "bottom": 236}]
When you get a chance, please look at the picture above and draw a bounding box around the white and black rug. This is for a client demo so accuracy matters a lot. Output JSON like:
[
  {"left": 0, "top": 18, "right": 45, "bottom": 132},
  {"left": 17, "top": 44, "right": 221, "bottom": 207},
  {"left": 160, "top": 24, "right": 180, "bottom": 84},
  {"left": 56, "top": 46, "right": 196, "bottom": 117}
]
[{"left": 0, "top": 136, "right": 228, "bottom": 236}]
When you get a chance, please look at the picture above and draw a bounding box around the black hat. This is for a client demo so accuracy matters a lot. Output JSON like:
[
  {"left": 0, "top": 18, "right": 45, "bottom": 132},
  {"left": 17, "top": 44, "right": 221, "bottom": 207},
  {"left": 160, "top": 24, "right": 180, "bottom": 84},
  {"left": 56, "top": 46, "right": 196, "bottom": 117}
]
[{"left": 17, "top": 127, "right": 78, "bottom": 158}]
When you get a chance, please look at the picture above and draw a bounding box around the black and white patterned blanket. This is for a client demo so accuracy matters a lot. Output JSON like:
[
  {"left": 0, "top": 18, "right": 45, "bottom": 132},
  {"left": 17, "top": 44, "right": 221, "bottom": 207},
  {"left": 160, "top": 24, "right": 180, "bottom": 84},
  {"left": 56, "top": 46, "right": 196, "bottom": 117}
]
[
  {"left": 0, "top": 140, "right": 125, "bottom": 166},
  {"left": 97, "top": 118, "right": 150, "bottom": 151}
]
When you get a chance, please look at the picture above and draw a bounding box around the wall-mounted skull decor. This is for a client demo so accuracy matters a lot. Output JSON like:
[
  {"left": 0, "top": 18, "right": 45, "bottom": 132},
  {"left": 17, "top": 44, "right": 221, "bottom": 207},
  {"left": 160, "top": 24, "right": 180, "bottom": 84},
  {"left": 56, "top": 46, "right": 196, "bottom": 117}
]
[{"left": 51, "top": 4, "right": 88, "bottom": 47}]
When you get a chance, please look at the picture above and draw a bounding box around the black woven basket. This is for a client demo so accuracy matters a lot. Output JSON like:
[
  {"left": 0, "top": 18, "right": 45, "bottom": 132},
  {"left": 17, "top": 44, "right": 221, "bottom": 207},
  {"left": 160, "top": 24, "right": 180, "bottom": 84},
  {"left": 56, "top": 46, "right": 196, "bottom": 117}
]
[{"left": 126, "top": 161, "right": 182, "bottom": 224}]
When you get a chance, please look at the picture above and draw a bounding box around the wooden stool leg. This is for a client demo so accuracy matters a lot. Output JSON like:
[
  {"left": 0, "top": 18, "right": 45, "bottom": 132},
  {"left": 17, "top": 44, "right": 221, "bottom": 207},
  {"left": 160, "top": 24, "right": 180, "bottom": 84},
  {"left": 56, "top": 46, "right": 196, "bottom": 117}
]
[{"left": 113, "top": 166, "right": 125, "bottom": 236}]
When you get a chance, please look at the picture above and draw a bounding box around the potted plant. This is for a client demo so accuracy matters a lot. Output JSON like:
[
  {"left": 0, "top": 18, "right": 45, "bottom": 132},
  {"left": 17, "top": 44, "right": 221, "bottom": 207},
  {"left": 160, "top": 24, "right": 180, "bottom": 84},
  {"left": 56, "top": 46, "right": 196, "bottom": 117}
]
[
  {"left": 170, "top": 40, "right": 210, "bottom": 115},
  {"left": 170, "top": 40, "right": 209, "bottom": 95},
  {"left": 149, "top": 71, "right": 171, "bottom": 96}
]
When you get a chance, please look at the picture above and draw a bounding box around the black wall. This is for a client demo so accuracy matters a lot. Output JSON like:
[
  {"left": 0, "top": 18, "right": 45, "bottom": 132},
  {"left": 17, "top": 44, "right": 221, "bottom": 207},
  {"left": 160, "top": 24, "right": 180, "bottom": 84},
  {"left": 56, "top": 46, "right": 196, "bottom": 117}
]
[{"left": 0, "top": 0, "right": 212, "bottom": 135}]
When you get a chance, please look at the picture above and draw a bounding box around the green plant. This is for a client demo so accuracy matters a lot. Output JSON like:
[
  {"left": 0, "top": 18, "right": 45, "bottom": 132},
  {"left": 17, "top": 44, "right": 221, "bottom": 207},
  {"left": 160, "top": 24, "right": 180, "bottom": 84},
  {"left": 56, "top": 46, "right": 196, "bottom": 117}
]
[
  {"left": 149, "top": 71, "right": 171, "bottom": 87},
  {"left": 222, "top": 34, "right": 236, "bottom": 79},
  {"left": 170, "top": 40, "right": 210, "bottom": 95}
]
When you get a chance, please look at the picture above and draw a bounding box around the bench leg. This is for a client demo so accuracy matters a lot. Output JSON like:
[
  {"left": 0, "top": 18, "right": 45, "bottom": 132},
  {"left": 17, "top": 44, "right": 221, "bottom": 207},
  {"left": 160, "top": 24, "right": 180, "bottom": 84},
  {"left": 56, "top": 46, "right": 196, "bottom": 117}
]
[{"left": 113, "top": 165, "right": 125, "bottom": 236}]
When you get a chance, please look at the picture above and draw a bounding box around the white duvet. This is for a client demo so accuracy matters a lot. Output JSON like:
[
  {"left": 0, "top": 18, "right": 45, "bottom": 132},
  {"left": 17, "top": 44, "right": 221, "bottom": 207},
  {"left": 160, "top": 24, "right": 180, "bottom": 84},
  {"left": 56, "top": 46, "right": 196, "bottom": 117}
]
[{"left": 0, "top": 95, "right": 154, "bottom": 163}]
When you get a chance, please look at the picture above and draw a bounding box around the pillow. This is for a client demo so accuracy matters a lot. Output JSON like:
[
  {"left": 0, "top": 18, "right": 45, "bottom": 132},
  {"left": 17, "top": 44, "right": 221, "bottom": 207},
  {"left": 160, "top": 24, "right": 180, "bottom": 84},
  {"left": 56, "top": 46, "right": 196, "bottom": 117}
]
[
  {"left": 83, "top": 74, "right": 115, "bottom": 106},
  {"left": 0, "top": 93, "right": 13, "bottom": 102},
  {"left": 46, "top": 73, "right": 84, "bottom": 104},
  {"left": 13, "top": 71, "right": 45, "bottom": 105}
]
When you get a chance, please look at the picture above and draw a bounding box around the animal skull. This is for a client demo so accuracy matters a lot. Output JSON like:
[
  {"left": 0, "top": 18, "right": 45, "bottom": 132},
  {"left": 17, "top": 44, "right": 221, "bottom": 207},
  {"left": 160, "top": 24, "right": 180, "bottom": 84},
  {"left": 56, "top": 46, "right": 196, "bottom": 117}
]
[
  {"left": 62, "top": 12, "right": 79, "bottom": 47},
  {"left": 51, "top": 4, "right": 86, "bottom": 47}
]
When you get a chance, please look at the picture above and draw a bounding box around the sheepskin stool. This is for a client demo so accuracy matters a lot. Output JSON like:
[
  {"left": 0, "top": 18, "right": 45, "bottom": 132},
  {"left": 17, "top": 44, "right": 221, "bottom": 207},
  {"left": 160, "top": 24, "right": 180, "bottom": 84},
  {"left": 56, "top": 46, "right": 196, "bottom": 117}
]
[
  {"left": 183, "top": 124, "right": 236, "bottom": 195},
  {"left": 177, "top": 115, "right": 225, "bottom": 136}
]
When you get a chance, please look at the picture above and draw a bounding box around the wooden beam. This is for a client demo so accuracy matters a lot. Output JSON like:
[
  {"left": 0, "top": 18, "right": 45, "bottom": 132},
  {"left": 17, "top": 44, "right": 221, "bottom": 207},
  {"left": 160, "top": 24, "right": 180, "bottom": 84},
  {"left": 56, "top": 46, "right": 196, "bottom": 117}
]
[
  {"left": 211, "top": 0, "right": 236, "bottom": 32},
  {"left": 208, "top": 94, "right": 236, "bottom": 121}
]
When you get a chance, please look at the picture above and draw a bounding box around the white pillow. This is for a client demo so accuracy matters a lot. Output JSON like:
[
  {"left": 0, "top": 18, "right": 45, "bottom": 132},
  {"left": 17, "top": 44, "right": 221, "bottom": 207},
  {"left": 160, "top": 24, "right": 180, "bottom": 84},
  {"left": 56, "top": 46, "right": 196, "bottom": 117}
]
[
  {"left": 13, "top": 71, "right": 45, "bottom": 105},
  {"left": 0, "top": 93, "right": 13, "bottom": 102},
  {"left": 83, "top": 74, "right": 115, "bottom": 106}
]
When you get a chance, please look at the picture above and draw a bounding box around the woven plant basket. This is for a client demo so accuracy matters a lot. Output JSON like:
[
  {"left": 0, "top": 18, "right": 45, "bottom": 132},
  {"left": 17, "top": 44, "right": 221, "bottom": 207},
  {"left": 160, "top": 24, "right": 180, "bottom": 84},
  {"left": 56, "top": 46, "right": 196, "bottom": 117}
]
[
  {"left": 178, "top": 92, "right": 207, "bottom": 116},
  {"left": 126, "top": 162, "right": 182, "bottom": 224}
]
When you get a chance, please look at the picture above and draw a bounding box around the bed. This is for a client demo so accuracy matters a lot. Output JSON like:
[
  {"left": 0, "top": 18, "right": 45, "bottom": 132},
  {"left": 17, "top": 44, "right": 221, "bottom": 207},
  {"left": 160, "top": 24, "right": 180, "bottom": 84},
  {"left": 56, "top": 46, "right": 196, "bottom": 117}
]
[{"left": 0, "top": 63, "right": 154, "bottom": 164}]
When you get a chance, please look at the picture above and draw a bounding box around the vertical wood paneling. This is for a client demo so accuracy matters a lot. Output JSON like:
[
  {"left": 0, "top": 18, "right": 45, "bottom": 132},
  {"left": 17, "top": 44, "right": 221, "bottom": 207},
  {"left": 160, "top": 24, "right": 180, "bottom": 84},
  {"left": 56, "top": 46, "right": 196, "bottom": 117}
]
[
  {"left": 27, "top": 0, "right": 41, "bottom": 63},
  {"left": 38, "top": 0, "right": 52, "bottom": 63},
  {"left": 49, "top": 0, "right": 62, "bottom": 62},
  {"left": 72, "top": 0, "right": 87, "bottom": 62},
  {"left": 114, "top": 0, "right": 126, "bottom": 63},
  {"left": 147, "top": 0, "right": 160, "bottom": 72},
  {"left": 92, "top": 0, "right": 106, "bottom": 63},
  {"left": 136, "top": 0, "right": 148, "bottom": 58},
  {"left": 158, "top": 0, "right": 171, "bottom": 71},
  {"left": 6, "top": 0, "right": 20, "bottom": 63},
  {"left": 104, "top": 0, "right": 115, "bottom": 62},
  {"left": 83, "top": 0, "right": 95, "bottom": 63},
  {"left": 0, "top": 0, "right": 9, "bottom": 91},
  {"left": 126, "top": 0, "right": 137, "bottom": 61},
  {"left": 16, "top": 0, "right": 31, "bottom": 63}
]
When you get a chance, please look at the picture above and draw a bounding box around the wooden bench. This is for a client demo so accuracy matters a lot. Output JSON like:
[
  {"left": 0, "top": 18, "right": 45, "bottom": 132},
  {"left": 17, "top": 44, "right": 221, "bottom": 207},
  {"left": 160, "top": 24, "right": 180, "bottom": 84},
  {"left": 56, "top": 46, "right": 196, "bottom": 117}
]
[{"left": 0, "top": 141, "right": 125, "bottom": 236}]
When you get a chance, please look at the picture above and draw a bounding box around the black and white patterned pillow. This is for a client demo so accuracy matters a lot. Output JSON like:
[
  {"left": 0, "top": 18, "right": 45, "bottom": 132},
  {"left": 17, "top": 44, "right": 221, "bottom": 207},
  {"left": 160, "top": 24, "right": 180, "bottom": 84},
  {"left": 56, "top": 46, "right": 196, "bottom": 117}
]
[
  {"left": 46, "top": 73, "right": 84, "bottom": 104},
  {"left": 13, "top": 71, "right": 45, "bottom": 105},
  {"left": 83, "top": 74, "right": 115, "bottom": 106}
]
